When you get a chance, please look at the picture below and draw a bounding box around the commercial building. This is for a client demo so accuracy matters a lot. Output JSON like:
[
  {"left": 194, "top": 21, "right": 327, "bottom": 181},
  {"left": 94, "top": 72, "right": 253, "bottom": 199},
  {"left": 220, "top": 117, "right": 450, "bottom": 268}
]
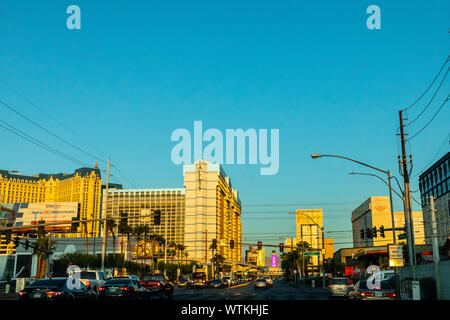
[
  {"left": 0, "top": 165, "right": 102, "bottom": 255},
  {"left": 419, "top": 152, "right": 450, "bottom": 246},
  {"left": 101, "top": 160, "right": 242, "bottom": 264},
  {"left": 324, "top": 238, "right": 334, "bottom": 259},
  {"left": 102, "top": 188, "right": 186, "bottom": 247},
  {"left": 184, "top": 160, "right": 242, "bottom": 263},
  {"left": 284, "top": 238, "right": 297, "bottom": 252},
  {"left": 246, "top": 246, "right": 265, "bottom": 267},
  {"left": 296, "top": 209, "right": 324, "bottom": 271},
  {"left": 352, "top": 196, "right": 425, "bottom": 248}
]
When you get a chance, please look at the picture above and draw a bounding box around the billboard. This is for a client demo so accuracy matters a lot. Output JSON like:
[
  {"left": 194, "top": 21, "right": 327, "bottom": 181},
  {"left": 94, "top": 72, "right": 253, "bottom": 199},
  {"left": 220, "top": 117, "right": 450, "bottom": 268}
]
[
  {"left": 9, "top": 203, "right": 79, "bottom": 232},
  {"left": 271, "top": 254, "right": 277, "bottom": 267}
]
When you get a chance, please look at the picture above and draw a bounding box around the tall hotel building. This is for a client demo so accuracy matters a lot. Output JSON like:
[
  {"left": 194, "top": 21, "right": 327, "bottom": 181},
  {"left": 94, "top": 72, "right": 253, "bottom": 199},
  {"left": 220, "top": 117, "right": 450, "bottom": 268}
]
[
  {"left": 0, "top": 165, "right": 102, "bottom": 254},
  {"left": 102, "top": 160, "right": 242, "bottom": 264},
  {"left": 102, "top": 188, "right": 186, "bottom": 246}
]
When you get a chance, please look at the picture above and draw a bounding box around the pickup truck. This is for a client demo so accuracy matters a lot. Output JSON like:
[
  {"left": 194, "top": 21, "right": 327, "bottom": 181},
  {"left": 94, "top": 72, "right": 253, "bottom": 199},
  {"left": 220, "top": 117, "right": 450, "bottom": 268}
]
[
  {"left": 73, "top": 270, "right": 108, "bottom": 292},
  {"left": 139, "top": 274, "right": 174, "bottom": 299}
]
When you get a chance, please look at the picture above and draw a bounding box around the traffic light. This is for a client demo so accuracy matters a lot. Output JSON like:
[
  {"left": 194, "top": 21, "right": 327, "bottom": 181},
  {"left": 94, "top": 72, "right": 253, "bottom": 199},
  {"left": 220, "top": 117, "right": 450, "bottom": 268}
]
[
  {"left": 372, "top": 226, "right": 377, "bottom": 238},
  {"left": 71, "top": 217, "right": 79, "bottom": 233},
  {"left": 257, "top": 241, "right": 262, "bottom": 250},
  {"left": 153, "top": 210, "right": 161, "bottom": 226},
  {"left": 366, "top": 228, "right": 373, "bottom": 239},
  {"left": 279, "top": 243, "right": 284, "bottom": 253},
  {"left": 211, "top": 239, "right": 217, "bottom": 249},
  {"left": 230, "top": 240, "right": 235, "bottom": 249},
  {"left": 380, "top": 225, "right": 385, "bottom": 238},
  {"left": 360, "top": 229, "right": 365, "bottom": 240},
  {"left": 37, "top": 220, "right": 45, "bottom": 237}
]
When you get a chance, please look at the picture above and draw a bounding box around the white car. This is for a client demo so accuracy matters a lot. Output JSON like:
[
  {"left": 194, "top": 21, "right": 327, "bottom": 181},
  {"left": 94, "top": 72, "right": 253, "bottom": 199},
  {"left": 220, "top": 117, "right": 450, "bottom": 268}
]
[{"left": 73, "top": 270, "right": 108, "bottom": 292}]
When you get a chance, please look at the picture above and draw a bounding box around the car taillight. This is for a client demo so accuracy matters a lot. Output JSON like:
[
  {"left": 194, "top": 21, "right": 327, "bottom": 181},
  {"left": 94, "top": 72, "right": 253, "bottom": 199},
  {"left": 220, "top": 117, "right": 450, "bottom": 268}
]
[
  {"left": 385, "top": 292, "right": 397, "bottom": 297},
  {"left": 329, "top": 285, "right": 332, "bottom": 289},
  {"left": 156, "top": 282, "right": 161, "bottom": 287},
  {"left": 120, "top": 287, "right": 131, "bottom": 291},
  {"left": 86, "top": 281, "right": 90, "bottom": 288},
  {"left": 98, "top": 287, "right": 105, "bottom": 291},
  {"left": 360, "top": 292, "right": 373, "bottom": 297},
  {"left": 19, "top": 291, "right": 24, "bottom": 296},
  {"left": 46, "top": 291, "right": 61, "bottom": 296}
]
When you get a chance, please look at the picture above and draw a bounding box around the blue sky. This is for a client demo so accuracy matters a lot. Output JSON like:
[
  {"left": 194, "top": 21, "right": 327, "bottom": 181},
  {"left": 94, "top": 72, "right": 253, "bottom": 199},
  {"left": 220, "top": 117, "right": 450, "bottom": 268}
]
[{"left": 0, "top": 1, "right": 449, "bottom": 256}]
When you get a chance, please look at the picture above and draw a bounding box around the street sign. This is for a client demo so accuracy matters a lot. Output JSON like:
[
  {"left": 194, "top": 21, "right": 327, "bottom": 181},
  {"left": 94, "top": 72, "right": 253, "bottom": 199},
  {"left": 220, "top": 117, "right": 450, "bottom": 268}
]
[
  {"left": 303, "top": 252, "right": 320, "bottom": 256},
  {"left": 388, "top": 244, "right": 404, "bottom": 267},
  {"left": 398, "top": 233, "right": 407, "bottom": 240}
]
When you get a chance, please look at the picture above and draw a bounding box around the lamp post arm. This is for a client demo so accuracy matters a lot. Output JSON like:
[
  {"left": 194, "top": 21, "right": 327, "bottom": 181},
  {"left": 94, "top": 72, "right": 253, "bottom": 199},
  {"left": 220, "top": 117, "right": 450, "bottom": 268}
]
[
  {"left": 320, "top": 154, "right": 388, "bottom": 175},
  {"left": 350, "top": 172, "right": 404, "bottom": 200}
]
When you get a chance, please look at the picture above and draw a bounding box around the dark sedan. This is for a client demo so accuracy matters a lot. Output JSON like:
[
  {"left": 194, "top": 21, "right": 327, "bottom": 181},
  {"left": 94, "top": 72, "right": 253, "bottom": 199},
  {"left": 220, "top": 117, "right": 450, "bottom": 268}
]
[
  {"left": 18, "top": 278, "right": 96, "bottom": 301},
  {"left": 210, "top": 279, "right": 225, "bottom": 288},
  {"left": 139, "top": 274, "right": 174, "bottom": 299},
  {"left": 98, "top": 278, "right": 148, "bottom": 300}
]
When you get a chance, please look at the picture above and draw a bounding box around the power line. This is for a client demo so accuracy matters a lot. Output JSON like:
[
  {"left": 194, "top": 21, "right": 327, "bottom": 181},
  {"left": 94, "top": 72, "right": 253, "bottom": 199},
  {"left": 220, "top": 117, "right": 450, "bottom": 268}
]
[
  {"left": 0, "top": 118, "right": 91, "bottom": 167},
  {"left": 412, "top": 131, "right": 450, "bottom": 179},
  {"left": 0, "top": 80, "right": 110, "bottom": 159},
  {"left": 406, "top": 66, "right": 449, "bottom": 126},
  {"left": 402, "top": 54, "right": 449, "bottom": 111},
  {"left": 0, "top": 99, "right": 106, "bottom": 165},
  {"left": 409, "top": 94, "right": 450, "bottom": 141},
  {"left": 111, "top": 164, "right": 138, "bottom": 189}
]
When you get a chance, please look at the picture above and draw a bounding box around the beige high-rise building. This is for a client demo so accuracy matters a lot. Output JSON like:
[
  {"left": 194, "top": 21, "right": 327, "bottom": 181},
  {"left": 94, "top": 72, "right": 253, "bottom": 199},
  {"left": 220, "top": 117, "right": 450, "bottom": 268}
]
[
  {"left": 352, "top": 196, "right": 425, "bottom": 248},
  {"left": 183, "top": 160, "right": 242, "bottom": 263},
  {"left": 296, "top": 209, "right": 324, "bottom": 271}
]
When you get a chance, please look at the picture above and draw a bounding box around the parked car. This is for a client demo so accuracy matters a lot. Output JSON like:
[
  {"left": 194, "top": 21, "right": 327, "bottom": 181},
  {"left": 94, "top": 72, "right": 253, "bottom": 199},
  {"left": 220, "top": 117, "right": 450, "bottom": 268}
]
[
  {"left": 139, "top": 274, "right": 174, "bottom": 299},
  {"left": 73, "top": 269, "right": 108, "bottom": 292},
  {"left": 329, "top": 277, "right": 350, "bottom": 298},
  {"left": 254, "top": 278, "right": 269, "bottom": 289},
  {"left": 210, "top": 279, "right": 224, "bottom": 288},
  {"left": 98, "top": 278, "right": 147, "bottom": 300},
  {"left": 18, "top": 278, "right": 97, "bottom": 301},
  {"left": 348, "top": 279, "right": 398, "bottom": 300}
]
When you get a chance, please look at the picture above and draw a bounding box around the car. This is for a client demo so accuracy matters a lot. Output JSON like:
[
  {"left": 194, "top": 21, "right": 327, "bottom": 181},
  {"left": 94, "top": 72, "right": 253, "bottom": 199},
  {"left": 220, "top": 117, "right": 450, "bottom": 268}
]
[
  {"left": 73, "top": 269, "right": 108, "bottom": 292},
  {"left": 139, "top": 274, "right": 174, "bottom": 299},
  {"left": 18, "top": 278, "right": 97, "bottom": 301},
  {"left": 177, "top": 279, "right": 190, "bottom": 288},
  {"left": 329, "top": 277, "right": 350, "bottom": 298},
  {"left": 254, "top": 278, "right": 269, "bottom": 289},
  {"left": 222, "top": 276, "right": 232, "bottom": 287},
  {"left": 348, "top": 279, "right": 398, "bottom": 300},
  {"left": 210, "top": 279, "right": 224, "bottom": 288},
  {"left": 113, "top": 274, "right": 140, "bottom": 282},
  {"left": 98, "top": 278, "right": 148, "bottom": 300},
  {"left": 262, "top": 276, "right": 273, "bottom": 287}
]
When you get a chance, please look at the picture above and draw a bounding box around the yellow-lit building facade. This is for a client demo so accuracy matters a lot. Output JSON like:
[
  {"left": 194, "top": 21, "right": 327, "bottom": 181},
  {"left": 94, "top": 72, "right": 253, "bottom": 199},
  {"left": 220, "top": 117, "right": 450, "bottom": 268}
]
[
  {"left": 324, "top": 238, "right": 334, "bottom": 259},
  {"left": 352, "top": 196, "right": 425, "bottom": 248},
  {"left": 296, "top": 209, "right": 324, "bottom": 270},
  {"left": 183, "top": 160, "right": 242, "bottom": 263},
  {"left": 284, "top": 238, "right": 297, "bottom": 252},
  {"left": 0, "top": 166, "right": 102, "bottom": 255}
]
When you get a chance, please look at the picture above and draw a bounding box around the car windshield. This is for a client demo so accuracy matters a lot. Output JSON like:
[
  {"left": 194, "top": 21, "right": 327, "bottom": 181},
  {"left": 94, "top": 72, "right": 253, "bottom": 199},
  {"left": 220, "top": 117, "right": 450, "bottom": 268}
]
[
  {"left": 142, "top": 275, "right": 164, "bottom": 281},
  {"left": 331, "top": 278, "right": 348, "bottom": 285},
  {"left": 105, "top": 279, "right": 132, "bottom": 285},
  {"left": 358, "top": 280, "right": 394, "bottom": 290},
  {"left": 28, "top": 279, "right": 67, "bottom": 288},
  {"left": 77, "top": 272, "right": 97, "bottom": 280}
]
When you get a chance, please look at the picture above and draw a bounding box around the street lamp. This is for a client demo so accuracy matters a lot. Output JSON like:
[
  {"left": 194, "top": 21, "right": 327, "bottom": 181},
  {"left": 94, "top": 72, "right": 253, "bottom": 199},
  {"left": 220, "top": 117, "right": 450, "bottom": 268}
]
[{"left": 311, "top": 154, "right": 398, "bottom": 244}]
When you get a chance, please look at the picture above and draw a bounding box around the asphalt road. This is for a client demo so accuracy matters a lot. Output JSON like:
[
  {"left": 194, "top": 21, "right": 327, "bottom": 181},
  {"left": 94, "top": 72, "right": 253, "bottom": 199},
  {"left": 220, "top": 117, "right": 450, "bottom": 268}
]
[{"left": 173, "top": 280, "right": 331, "bottom": 300}]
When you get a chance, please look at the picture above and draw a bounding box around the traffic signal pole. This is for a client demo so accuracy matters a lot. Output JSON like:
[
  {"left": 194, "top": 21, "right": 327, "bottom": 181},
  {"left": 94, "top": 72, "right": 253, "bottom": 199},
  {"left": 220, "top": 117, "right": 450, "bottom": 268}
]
[{"left": 101, "top": 159, "right": 110, "bottom": 271}]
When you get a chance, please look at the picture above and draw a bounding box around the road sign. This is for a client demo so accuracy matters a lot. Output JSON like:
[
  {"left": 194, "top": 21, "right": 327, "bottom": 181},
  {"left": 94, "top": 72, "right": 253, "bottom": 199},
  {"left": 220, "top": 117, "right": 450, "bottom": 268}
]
[
  {"left": 304, "top": 252, "right": 319, "bottom": 256},
  {"left": 398, "top": 233, "right": 407, "bottom": 240},
  {"left": 388, "top": 244, "right": 404, "bottom": 267}
]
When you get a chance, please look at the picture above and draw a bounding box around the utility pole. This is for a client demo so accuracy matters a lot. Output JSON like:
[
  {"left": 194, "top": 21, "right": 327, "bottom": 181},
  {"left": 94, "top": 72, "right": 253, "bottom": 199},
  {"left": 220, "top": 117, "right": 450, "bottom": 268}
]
[
  {"left": 430, "top": 196, "right": 442, "bottom": 299},
  {"left": 101, "top": 159, "right": 110, "bottom": 271},
  {"left": 164, "top": 211, "right": 168, "bottom": 275},
  {"left": 205, "top": 229, "right": 208, "bottom": 265},
  {"left": 398, "top": 110, "right": 417, "bottom": 279}
]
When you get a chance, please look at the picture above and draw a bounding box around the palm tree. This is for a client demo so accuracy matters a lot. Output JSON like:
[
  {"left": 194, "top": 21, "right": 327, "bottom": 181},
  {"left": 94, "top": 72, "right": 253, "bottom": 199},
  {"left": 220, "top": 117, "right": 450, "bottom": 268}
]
[
  {"left": 106, "top": 219, "right": 117, "bottom": 257},
  {"left": 211, "top": 253, "right": 225, "bottom": 275},
  {"left": 34, "top": 236, "right": 57, "bottom": 279}
]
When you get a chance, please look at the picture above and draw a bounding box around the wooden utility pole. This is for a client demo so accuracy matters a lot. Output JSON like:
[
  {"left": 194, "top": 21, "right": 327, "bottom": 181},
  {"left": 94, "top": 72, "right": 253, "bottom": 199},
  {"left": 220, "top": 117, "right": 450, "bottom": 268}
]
[{"left": 398, "top": 110, "right": 417, "bottom": 279}]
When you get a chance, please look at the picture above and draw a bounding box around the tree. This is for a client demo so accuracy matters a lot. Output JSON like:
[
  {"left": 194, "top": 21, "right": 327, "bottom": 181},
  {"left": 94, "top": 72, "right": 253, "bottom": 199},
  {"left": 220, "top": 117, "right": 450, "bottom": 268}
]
[
  {"left": 106, "top": 219, "right": 117, "bottom": 257},
  {"left": 211, "top": 253, "right": 225, "bottom": 274},
  {"left": 34, "top": 236, "right": 57, "bottom": 279}
]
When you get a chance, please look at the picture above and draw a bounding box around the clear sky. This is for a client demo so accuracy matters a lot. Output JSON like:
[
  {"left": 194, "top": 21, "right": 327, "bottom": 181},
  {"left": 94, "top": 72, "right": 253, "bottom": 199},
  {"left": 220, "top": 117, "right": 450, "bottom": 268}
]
[{"left": 0, "top": 1, "right": 449, "bottom": 256}]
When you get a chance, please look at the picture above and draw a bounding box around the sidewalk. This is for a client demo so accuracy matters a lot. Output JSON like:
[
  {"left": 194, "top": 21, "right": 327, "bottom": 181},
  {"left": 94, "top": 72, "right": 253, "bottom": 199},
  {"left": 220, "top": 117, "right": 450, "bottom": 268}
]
[{"left": 0, "top": 293, "right": 18, "bottom": 300}]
